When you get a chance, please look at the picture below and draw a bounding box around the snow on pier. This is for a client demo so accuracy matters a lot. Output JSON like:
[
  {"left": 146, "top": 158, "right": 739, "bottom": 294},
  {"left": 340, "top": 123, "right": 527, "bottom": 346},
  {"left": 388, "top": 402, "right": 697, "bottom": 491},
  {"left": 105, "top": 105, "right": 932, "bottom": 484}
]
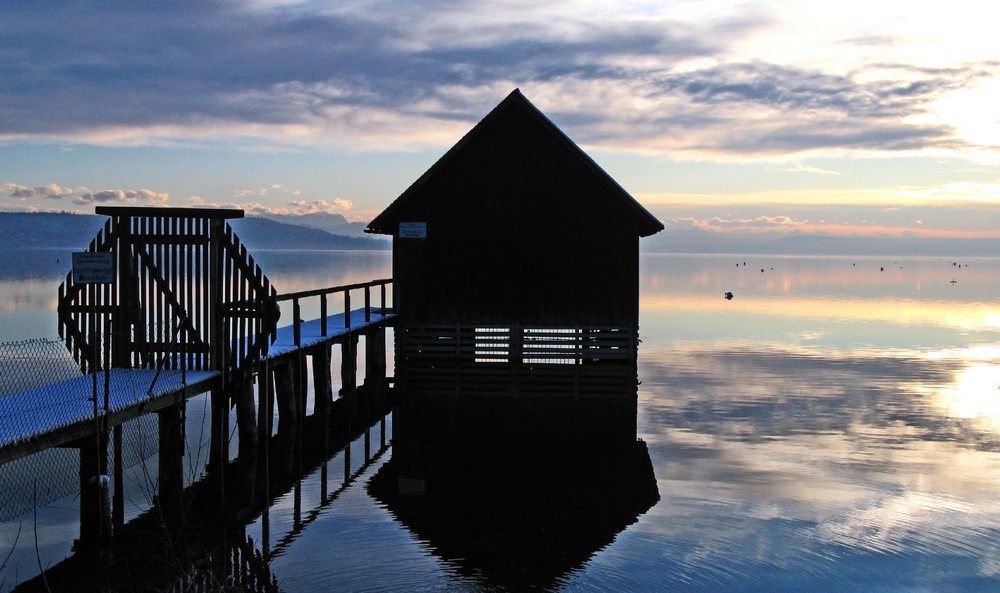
[{"left": 0, "top": 368, "right": 219, "bottom": 465}]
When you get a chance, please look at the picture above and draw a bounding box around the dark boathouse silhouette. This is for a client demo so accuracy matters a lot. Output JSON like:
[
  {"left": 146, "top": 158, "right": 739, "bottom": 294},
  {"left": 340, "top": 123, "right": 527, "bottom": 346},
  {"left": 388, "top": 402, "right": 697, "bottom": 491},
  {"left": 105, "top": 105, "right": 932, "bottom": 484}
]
[
  {"left": 367, "top": 88, "right": 663, "bottom": 397},
  {"left": 366, "top": 89, "right": 663, "bottom": 588}
]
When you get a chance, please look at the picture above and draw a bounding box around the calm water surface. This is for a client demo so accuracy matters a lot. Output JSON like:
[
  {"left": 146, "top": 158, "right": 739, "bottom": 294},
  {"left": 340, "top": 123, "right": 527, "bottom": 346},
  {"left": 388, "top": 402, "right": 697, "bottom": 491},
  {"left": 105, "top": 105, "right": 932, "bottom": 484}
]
[{"left": 3, "top": 251, "right": 1000, "bottom": 592}]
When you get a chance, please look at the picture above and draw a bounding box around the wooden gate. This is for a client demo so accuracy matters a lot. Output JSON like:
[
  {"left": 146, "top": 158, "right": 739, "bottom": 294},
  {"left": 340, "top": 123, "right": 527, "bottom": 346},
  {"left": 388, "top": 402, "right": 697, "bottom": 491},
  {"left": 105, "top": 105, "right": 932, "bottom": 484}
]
[{"left": 57, "top": 207, "right": 279, "bottom": 388}]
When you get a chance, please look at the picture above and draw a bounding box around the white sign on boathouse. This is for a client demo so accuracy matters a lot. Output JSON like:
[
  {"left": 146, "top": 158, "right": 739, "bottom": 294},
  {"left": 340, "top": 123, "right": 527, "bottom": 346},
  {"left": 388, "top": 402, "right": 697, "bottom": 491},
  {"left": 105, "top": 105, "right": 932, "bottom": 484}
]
[{"left": 399, "top": 222, "right": 427, "bottom": 239}]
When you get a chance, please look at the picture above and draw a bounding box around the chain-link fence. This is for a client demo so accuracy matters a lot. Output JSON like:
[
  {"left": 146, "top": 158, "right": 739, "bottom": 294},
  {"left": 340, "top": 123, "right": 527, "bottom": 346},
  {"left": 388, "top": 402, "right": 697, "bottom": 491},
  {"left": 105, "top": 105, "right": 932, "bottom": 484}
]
[
  {"left": 0, "top": 338, "right": 83, "bottom": 398},
  {"left": 1, "top": 338, "right": 87, "bottom": 521},
  {"left": 0, "top": 337, "right": 164, "bottom": 522}
]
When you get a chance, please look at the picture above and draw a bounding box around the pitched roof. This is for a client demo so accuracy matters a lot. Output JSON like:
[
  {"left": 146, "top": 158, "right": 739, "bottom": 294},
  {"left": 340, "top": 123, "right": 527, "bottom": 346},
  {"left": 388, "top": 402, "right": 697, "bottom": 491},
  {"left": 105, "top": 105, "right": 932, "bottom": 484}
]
[{"left": 367, "top": 89, "right": 664, "bottom": 237}]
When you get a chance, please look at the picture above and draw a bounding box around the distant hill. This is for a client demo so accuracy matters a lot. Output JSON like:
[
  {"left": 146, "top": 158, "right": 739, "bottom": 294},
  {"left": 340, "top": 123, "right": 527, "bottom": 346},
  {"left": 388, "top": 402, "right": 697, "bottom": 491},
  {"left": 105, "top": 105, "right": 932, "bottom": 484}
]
[
  {"left": 0, "top": 211, "right": 387, "bottom": 251},
  {"left": 228, "top": 217, "right": 387, "bottom": 250},
  {"left": 3, "top": 210, "right": 997, "bottom": 265},
  {"left": 0, "top": 212, "right": 107, "bottom": 249},
  {"left": 641, "top": 226, "right": 1000, "bottom": 257},
  {"left": 256, "top": 212, "right": 374, "bottom": 238},
  {"left": 0, "top": 211, "right": 389, "bottom": 279}
]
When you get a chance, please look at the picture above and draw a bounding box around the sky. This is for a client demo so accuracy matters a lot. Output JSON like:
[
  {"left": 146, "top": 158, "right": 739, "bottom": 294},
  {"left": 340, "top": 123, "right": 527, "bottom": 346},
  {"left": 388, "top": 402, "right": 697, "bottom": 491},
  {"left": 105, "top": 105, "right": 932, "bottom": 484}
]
[{"left": 2, "top": 0, "right": 1000, "bottom": 241}]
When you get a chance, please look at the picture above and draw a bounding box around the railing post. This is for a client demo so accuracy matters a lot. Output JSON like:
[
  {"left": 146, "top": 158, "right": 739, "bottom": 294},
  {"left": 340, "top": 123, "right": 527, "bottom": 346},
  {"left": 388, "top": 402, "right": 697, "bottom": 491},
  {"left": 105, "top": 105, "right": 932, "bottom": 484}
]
[
  {"left": 320, "top": 293, "right": 328, "bottom": 337},
  {"left": 293, "top": 298, "right": 301, "bottom": 347},
  {"left": 344, "top": 290, "right": 351, "bottom": 329},
  {"left": 365, "top": 286, "right": 371, "bottom": 323}
]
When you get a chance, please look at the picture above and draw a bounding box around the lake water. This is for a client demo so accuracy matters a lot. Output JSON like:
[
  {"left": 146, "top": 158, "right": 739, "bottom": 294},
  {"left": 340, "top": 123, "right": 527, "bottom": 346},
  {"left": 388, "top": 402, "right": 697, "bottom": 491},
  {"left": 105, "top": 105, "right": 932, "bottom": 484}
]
[{"left": 3, "top": 250, "right": 1000, "bottom": 592}]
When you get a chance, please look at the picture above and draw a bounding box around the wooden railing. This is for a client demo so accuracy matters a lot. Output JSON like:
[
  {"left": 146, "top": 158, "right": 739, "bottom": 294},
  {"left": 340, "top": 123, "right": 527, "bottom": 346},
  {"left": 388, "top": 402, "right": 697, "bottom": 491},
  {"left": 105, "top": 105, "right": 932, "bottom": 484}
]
[{"left": 275, "top": 278, "right": 393, "bottom": 347}]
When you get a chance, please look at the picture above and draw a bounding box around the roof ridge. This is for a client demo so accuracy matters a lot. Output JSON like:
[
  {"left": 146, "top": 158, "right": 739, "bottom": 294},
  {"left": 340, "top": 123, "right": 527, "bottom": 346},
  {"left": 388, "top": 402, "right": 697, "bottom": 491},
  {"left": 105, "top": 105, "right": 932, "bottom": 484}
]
[{"left": 367, "top": 90, "right": 663, "bottom": 237}]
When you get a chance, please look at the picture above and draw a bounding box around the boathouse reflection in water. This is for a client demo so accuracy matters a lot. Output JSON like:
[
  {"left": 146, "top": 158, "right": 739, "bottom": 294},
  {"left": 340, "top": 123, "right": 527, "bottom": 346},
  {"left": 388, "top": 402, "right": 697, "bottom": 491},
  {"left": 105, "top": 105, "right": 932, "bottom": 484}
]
[{"left": 369, "top": 382, "right": 659, "bottom": 590}]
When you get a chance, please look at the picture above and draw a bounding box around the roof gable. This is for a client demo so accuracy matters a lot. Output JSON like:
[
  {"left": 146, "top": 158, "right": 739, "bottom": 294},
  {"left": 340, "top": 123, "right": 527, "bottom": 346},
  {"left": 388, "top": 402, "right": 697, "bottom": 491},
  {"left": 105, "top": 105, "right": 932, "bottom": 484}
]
[{"left": 367, "top": 89, "right": 663, "bottom": 237}]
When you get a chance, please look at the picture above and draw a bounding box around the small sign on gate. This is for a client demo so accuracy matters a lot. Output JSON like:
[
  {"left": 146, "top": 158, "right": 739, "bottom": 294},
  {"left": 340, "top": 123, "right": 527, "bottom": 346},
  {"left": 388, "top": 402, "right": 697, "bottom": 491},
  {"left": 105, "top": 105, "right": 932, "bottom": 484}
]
[{"left": 72, "top": 252, "right": 115, "bottom": 284}]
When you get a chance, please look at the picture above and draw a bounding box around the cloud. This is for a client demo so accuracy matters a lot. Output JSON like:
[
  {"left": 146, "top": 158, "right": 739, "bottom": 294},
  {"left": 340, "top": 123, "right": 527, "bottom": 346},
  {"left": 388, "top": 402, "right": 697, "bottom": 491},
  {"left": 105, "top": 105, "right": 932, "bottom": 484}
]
[
  {"left": 699, "top": 215, "right": 804, "bottom": 231},
  {"left": 235, "top": 188, "right": 269, "bottom": 197},
  {"left": 651, "top": 200, "right": 1000, "bottom": 239},
  {"left": 234, "top": 184, "right": 302, "bottom": 198},
  {"left": 771, "top": 163, "right": 842, "bottom": 175},
  {"left": 2, "top": 182, "right": 74, "bottom": 199},
  {"left": 1, "top": 0, "right": 995, "bottom": 162},
  {"left": 185, "top": 196, "right": 353, "bottom": 216},
  {"left": 74, "top": 188, "right": 169, "bottom": 205},
  {"left": 287, "top": 198, "right": 353, "bottom": 213}
]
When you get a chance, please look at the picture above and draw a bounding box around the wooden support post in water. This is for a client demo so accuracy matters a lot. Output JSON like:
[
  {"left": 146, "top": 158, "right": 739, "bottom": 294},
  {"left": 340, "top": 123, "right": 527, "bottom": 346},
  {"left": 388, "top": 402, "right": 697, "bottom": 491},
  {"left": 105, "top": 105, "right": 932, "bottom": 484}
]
[
  {"left": 209, "top": 384, "right": 229, "bottom": 474},
  {"left": 313, "top": 345, "right": 333, "bottom": 450},
  {"left": 158, "top": 402, "right": 185, "bottom": 539},
  {"left": 297, "top": 349, "right": 308, "bottom": 452},
  {"left": 76, "top": 435, "right": 111, "bottom": 551},
  {"left": 236, "top": 376, "right": 258, "bottom": 462},
  {"left": 113, "top": 424, "right": 124, "bottom": 530},
  {"left": 257, "top": 367, "right": 274, "bottom": 448},
  {"left": 274, "top": 361, "right": 299, "bottom": 433},
  {"left": 364, "top": 326, "right": 387, "bottom": 410},
  {"left": 341, "top": 335, "right": 358, "bottom": 421},
  {"left": 273, "top": 361, "right": 299, "bottom": 472},
  {"left": 234, "top": 375, "right": 259, "bottom": 510},
  {"left": 257, "top": 364, "right": 273, "bottom": 518}
]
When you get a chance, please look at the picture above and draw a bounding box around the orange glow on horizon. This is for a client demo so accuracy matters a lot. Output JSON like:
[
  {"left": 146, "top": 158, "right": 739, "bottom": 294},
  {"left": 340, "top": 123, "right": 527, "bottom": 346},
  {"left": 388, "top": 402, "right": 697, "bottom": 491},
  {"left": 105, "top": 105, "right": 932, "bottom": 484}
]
[{"left": 694, "top": 222, "right": 1000, "bottom": 240}]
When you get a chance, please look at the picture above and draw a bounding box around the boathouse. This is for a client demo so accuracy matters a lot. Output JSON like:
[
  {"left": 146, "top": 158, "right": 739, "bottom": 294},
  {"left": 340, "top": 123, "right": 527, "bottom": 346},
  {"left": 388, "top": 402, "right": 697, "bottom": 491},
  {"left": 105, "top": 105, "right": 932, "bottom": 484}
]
[{"left": 367, "top": 89, "right": 663, "bottom": 397}]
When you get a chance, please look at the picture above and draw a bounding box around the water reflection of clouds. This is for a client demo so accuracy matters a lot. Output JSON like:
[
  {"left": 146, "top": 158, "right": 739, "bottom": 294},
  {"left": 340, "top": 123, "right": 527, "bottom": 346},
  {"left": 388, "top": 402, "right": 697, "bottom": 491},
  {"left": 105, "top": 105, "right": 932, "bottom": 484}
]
[
  {"left": 635, "top": 344, "right": 1000, "bottom": 585},
  {"left": 0, "top": 279, "right": 58, "bottom": 312},
  {"left": 642, "top": 294, "right": 1000, "bottom": 339},
  {"left": 640, "top": 345, "right": 999, "bottom": 446}
]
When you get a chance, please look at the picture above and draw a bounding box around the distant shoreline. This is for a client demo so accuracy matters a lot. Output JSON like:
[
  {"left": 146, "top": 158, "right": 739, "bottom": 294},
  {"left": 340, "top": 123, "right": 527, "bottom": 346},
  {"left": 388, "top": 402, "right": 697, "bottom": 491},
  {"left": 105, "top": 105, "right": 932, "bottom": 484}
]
[
  {"left": 2, "top": 211, "right": 996, "bottom": 259},
  {"left": 639, "top": 238, "right": 1000, "bottom": 258}
]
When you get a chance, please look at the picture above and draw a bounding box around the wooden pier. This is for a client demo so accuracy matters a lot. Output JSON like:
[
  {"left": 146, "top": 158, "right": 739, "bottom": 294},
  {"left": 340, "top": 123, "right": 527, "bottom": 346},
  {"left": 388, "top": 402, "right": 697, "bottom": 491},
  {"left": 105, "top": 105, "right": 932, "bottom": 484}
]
[
  {"left": 0, "top": 299, "right": 393, "bottom": 466},
  {"left": 0, "top": 368, "right": 219, "bottom": 466},
  {"left": 0, "top": 206, "right": 394, "bottom": 567}
]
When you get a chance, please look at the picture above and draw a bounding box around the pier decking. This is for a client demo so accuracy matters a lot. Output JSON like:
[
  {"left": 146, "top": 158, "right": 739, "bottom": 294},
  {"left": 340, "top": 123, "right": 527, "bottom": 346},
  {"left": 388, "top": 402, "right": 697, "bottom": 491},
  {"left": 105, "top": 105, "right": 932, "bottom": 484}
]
[
  {"left": 0, "top": 369, "right": 218, "bottom": 466},
  {"left": 0, "top": 306, "right": 394, "bottom": 467},
  {"left": 268, "top": 307, "right": 394, "bottom": 360}
]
